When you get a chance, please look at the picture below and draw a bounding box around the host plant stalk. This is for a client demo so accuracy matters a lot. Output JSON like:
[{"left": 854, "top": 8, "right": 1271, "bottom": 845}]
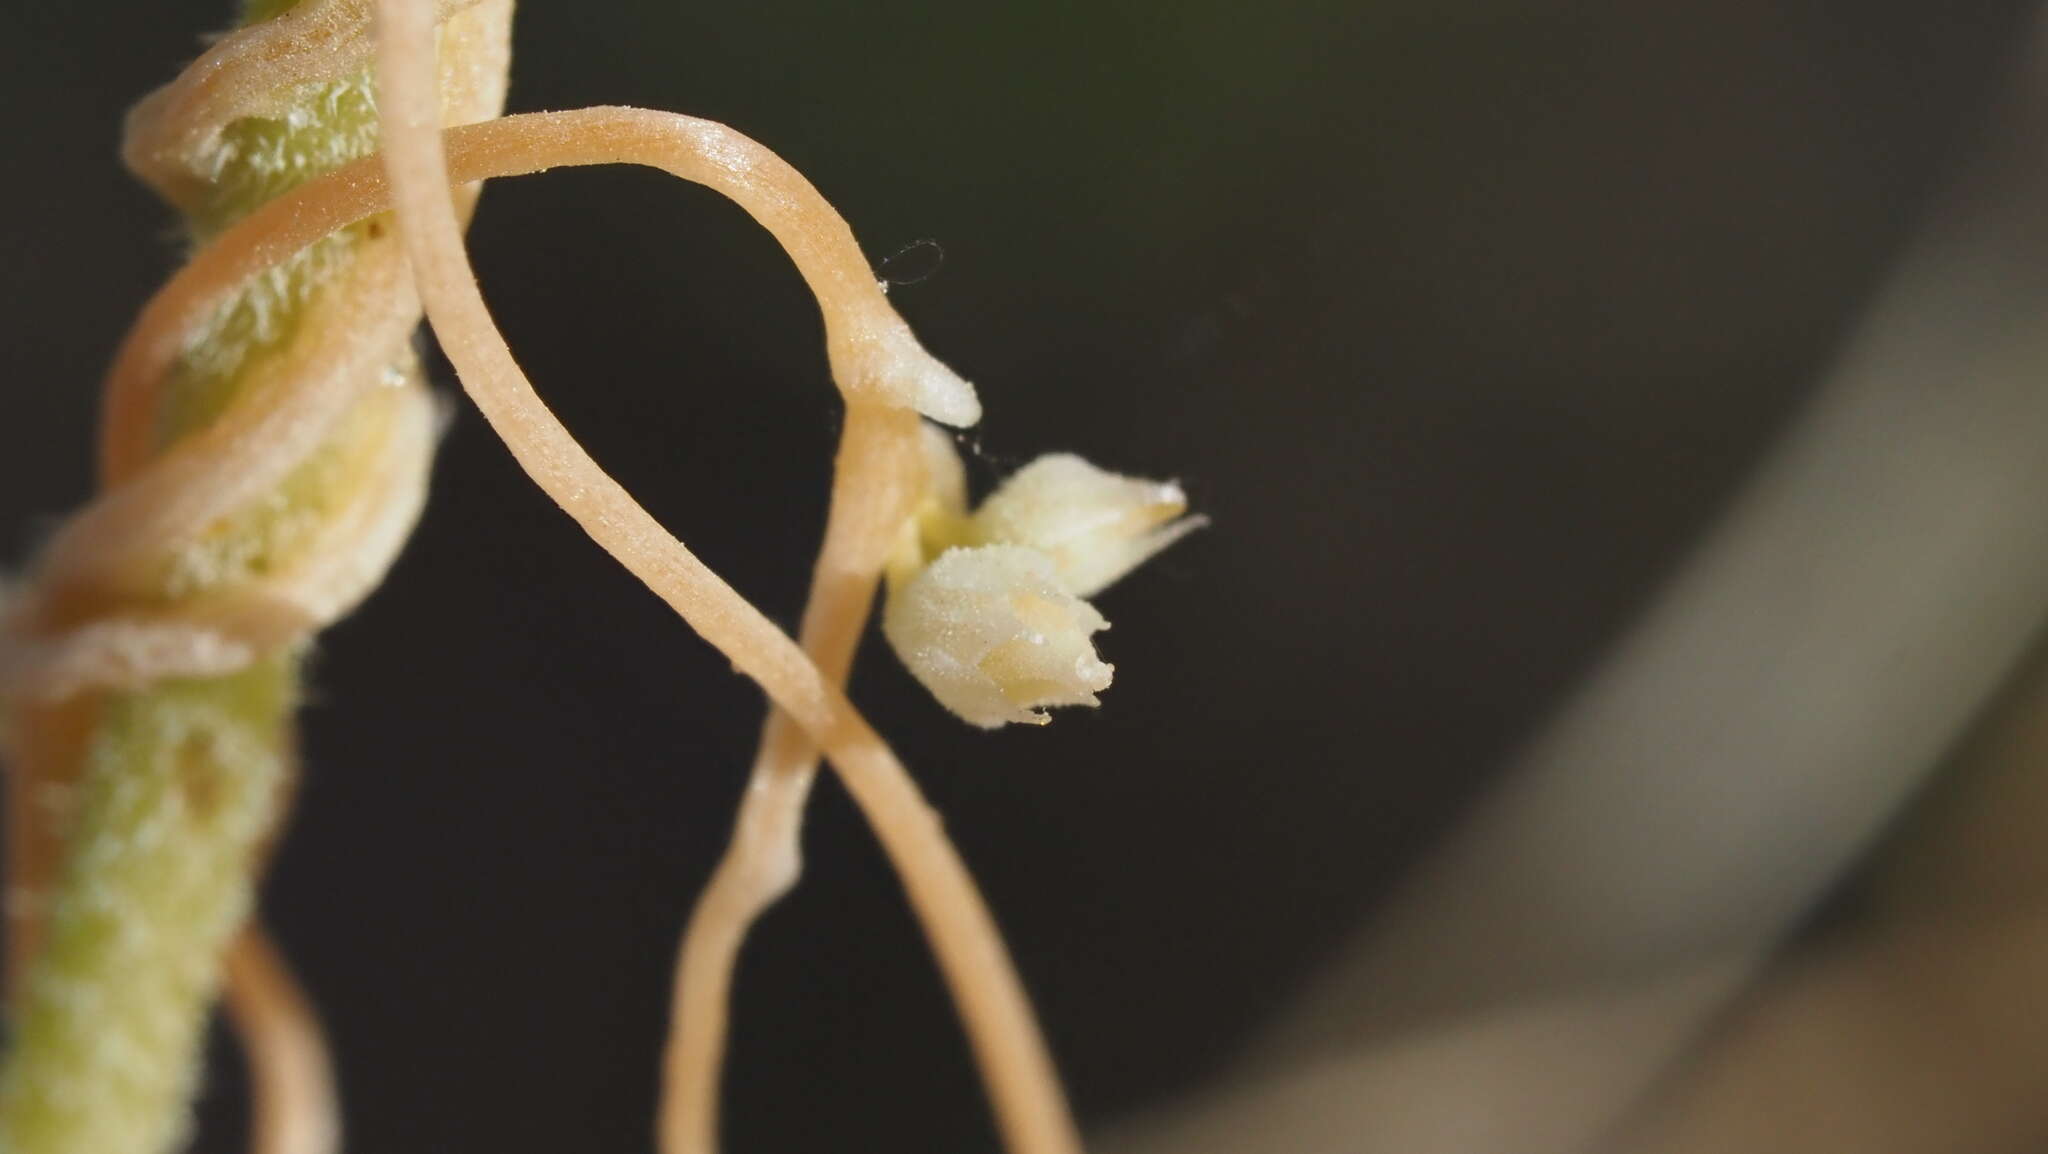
[{"left": 0, "top": 1, "right": 509, "bottom": 1150}]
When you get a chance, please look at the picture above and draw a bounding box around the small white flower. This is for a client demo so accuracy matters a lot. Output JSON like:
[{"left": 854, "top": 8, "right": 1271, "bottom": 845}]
[
  {"left": 883, "top": 432, "right": 1200, "bottom": 727},
  {"left": 883, "top": 545, "right": 1114, "bottom": 728},
  {"left": 969, "top": 454, "right": 1202, "bottom": 596}
]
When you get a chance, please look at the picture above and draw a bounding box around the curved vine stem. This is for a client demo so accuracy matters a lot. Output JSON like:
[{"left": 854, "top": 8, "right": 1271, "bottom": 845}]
[
  {"left": 657, "top": 401, "right": 919, "bottom": 1154},
  {"left": 370, "top": 4, "right": 1081, "bottom": 1152},
  {"left": 223, "top": 928, "right": 340, "bottom": 1154}
]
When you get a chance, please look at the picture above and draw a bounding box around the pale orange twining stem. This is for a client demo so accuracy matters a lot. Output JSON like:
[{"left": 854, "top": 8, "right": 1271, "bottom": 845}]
[
  {"left": 373, "top": 2, "right": 1079, "bottom": 1148},
  {"left": 659, "top": 401, "right": 921, "bottom": 1154},
  {"left": 121, "top": 0, "right": 497, "bottom": 215},
  {"left": 224, "top": 929, "right": 340, "bottom": 1154},
  {"left": 47, "top": 107, "right": 974, "bottom": 616}
]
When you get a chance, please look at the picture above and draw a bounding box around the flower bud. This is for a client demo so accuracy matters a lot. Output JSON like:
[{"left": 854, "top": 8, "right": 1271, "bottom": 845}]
[
  {"left": 969, "top": 454, "right": 1201, "bottom": 596},
  {"left": 882, "top": 545, "right": 1113, "bottom": 728}
]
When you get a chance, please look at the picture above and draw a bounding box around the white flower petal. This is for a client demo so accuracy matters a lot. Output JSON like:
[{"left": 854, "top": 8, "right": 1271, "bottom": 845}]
[
  {"left": 970, "top": 454, "right": 1202, "bottom": 596},
  {"left": 883, "top": 545, "right": 1113, "bottom": 728}
]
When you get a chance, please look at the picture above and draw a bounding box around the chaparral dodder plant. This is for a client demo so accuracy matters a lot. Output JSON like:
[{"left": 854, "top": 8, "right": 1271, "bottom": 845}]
[{"left": 0, "top": 2, "right": 1198, "bottom": 1153}]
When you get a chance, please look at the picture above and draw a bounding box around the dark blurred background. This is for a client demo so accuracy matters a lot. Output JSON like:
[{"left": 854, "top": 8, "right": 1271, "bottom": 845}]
[{"left": 0, "top": 2, "right": 2037, "bottom": 1151}]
